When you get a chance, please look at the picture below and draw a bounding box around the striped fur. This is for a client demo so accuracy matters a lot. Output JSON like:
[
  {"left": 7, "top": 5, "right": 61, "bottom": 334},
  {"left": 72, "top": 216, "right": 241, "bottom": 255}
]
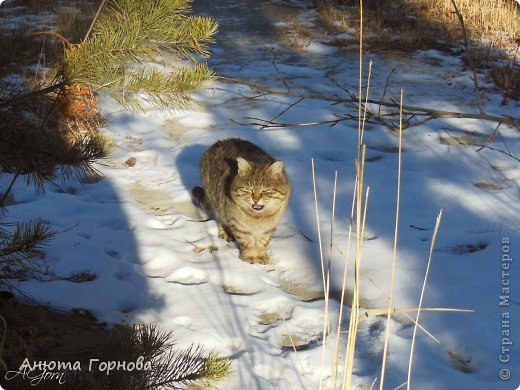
[{"left": 193, "top": 138, "right": 291, "bottom": 264}]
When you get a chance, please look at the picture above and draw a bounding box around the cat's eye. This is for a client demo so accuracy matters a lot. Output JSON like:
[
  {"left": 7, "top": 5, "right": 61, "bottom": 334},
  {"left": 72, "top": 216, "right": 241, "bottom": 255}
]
[{"left": 237, "top": 187, "right": 251, "bottom": 195}]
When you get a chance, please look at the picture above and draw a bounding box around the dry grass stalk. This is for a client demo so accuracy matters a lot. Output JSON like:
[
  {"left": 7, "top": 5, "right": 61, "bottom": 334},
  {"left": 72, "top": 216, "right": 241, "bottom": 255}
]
[
  {"left": 319, "top": 170, "right": 338, "bottom": 389},
  {"left": 490, "top": 62, "right": 520, "bottom": 100},
  {"left": 330, "top": 177, "right": 357, "bottom": 389},
  {"left": 379, "top": 89, "right": 404, "bottom": 390},
  {"left": 316, "top": 0, "right": 520, "bottom": 55},
  {"left": 313, "top": 158, "right": 330, "bottom": 390},
  {"left": 315, "top": 2, "right": 468, "bottom": 386},
  {"left": 281, "top": 318, "right": 312, "bottom": 390},
  {"left": 406, "top": 210, "right": 443, "bottom": 390},
  {"left": 341, "top": 2, "right": 371, "bottom": 387},
  {"left": 342, "top": 179, "right": 370, "bottom": 389},
  {"left": 365, "top": 307, "right": 474, "bottom": 317}
]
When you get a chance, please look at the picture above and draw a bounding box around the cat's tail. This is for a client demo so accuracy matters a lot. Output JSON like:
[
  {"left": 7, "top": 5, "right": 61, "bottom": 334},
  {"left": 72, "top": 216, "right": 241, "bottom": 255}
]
[{"left": 192, "top": 186, "right": 212, "bottom": 211}]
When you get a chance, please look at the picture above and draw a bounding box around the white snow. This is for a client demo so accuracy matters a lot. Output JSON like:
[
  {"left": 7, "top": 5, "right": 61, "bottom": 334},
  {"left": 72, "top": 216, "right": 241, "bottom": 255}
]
[{"left": 3, "top": 0, "right": 520, "bottom": 389}]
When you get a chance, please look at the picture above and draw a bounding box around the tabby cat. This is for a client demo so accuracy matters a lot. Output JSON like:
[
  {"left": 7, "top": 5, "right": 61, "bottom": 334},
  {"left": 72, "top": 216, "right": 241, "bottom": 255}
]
[{"left": 192, "top": 138, "right": 291, "bottom": 264}]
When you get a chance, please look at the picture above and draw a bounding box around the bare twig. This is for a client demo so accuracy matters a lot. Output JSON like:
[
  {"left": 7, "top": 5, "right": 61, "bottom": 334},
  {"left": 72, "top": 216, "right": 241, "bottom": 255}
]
[
  {"left": 0, "top": 315, "right": 7, "bottom": 371},
  {"left": 476, "top": 122, "right": 501, "bottom": 152},
  {"left": 84, "top": 0, "right": 108, "bottom": 43},
  {"left": 380, "top": 89, "right": 404, "bottom": 390},
  {"left": 449, "top": 0, "right": 485, "bottom": 114},
  {"left": 267, "top": 97, "right": 304, "bottom": 125},
  {"left": 0, "top": 81, "right": 66, "bottom": 109},
  {"left": 407, "top": 210, "right": 443, "bottom": 390},
  {"left": 0, "top": 172, "right": 20, "bottom": 209},
  {"left": 379, "top": 68, "right": 396, "bottom": 115},
  {"left": 233, "top": 97, "right": 519, "bottom": 128},
  {"left": 473, "top": 143, "right": 520, "bottom": 162},
  {"left": 272, "top": 55, "right": 298, "bottom": 93},
  {"left": 286, "top": 224, "right": 313, "bottom": 242}
]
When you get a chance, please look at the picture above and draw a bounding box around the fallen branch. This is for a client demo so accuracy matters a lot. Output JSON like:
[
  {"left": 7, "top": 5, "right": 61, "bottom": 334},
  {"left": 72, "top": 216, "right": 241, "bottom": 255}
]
[
  {"left": 233, "top": 97, "right": 520, "bottom": 129},
  {"left": 360, "top": 98, "right": 519, "bottom": 126}
]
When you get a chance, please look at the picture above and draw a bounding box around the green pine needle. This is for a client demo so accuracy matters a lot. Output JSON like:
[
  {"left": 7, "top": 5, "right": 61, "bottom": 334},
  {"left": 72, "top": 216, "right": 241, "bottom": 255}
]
[
  {"left": 0, "top": 219, "right": 55, "bottom": 268},
  {"left": 64, "top": 0, "right": 218, "bottom": 111}
]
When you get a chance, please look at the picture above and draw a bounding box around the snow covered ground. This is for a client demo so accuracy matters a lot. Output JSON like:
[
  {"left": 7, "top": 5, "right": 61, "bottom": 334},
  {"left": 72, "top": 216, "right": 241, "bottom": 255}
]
[{"left": 4, "top": 0, "right": 520, "bottom": 388}]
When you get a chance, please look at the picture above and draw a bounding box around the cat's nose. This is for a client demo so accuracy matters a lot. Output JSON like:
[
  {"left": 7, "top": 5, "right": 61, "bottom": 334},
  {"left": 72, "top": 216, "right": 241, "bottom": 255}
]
[{"left": 251, "top": 192, "right": 261, "bottom": 203}]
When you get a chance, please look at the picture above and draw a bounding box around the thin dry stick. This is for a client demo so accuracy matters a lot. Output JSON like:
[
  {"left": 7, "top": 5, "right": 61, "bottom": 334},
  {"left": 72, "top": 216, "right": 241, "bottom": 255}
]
[
  {"left": 342, "top": 181, "right": 370, "bottom": 390},
  {"left": 357, "top": 0, "right": 364, "bottom": 154},
  {"left": 379, "top": 89, "right": 404, "bottom": 390},
  {"left": 449, "top": 0, "right": 485, "bottom": 114},
  {"left": 395, "top": 381, "right": 407, "bottom": 390},
  {"left": 407, "top": 210, "right": 443, "bottom": 390},
  {"left": 379, "top": 68, "right": 396, "bottom": 116},
  {"left": 281, "top": 318, "right": 312, "bottom": 390},
  {"left": 343, "top": 0, "right": 366, "bottom": 381},
  {"left": 401, "top": 312, "right": 439, "bottom": 344},
  {"left": 476, "top": 122, "right": 501, "bottom": 152},
  {"left": 326, "top": 171, "right": 338, "bottom": 336},
  {"left": 0, "top": 172, "right": 20, "bottom": 208},
  {"left": 238, "top": 101, "right": 520, "bottom": 128},
  {"left": 360, "top": 60, "right": 373, "bottom": 147},
  {"left": 331, "top": 178, "right": 358, "bottom": 390},
  {"left": 318, "top": 171, "right": 337, "bottom": 389},
  {"left": 84, "top": 0, "right": 108, "bottom": 43},
  {"left": 363, "top": 307, "right": 473, "bottom": 344},
  {"left": 342, "top": 167, "right": 369, "bottom": 389},
  {"left": 369, "top": 376, "right": 379, "bottom": 390},
  {"left": 0, "top": 315, "right": 7, "bottom": 371},
  {"left": 312, "top": 160, "right": 326, "bottom": 290},
  {"left": 313, "top": 159, "right": 328, "bottom": 390}
]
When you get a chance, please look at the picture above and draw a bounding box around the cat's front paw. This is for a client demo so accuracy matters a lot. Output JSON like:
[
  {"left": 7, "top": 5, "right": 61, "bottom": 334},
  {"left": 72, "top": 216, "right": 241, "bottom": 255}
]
[
  {"left": 218, "top": 226, "right": 235, "bottom": 242},
  {"left": 240, "top": 251, "right": 270, "bottom": 265}
]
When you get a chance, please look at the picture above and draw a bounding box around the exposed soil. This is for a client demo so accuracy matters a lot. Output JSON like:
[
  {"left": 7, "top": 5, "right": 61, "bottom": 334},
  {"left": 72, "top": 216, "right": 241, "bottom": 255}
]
[{"left": 0, "top": 295, "right": 110, "bottom": 389}]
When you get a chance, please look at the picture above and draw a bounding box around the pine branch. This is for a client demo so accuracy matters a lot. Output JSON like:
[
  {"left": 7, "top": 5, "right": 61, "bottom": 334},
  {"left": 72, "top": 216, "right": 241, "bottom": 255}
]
[
  {"left": 0, "top": 81, "right": 66, "bottom": 110},
  {"left": 0, "top": 219, "right": 55, "bottom": 266},
  {"left": 105, "top": 63, "right": 214, "bottom": 111},
  {"left": 147, "top": 346, "right": 230, "bottom": 389},
  {"left": 63, "top": 0, "right": 218, "bottom": 111},
  {"left": 0, "top": 114, "right": 107, "bottom": 186},
  {"left": 0, "top": 172, "right": 20, "bottom": 209},
  {"left": 63, "top": 324, "right": 231, "bottom": 389}
]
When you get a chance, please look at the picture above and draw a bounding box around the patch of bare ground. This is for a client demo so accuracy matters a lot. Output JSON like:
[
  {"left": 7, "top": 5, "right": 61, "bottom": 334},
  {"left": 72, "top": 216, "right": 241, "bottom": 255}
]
[
  {"left": 315, "top": 0, "right": 520, "bottom": 98},
  {"left": 0, "top": 297, "right": 110, "bottom": 389}
]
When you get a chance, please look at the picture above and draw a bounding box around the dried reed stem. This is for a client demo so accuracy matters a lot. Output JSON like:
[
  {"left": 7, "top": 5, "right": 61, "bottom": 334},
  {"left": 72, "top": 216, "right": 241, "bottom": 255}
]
[
  {"left": 379, "top": 89, "right": 404, "bottom": 390},
  {"left": 331, "top": 178, "right": 358, "bottom": 389},
  {"left": 342, "top": 2, "right": 368, "bottom": 387},
  {"left": 313, "top": 159, "right": 329, "bottom": 390},
  {"left": 406, "top": 210, "right": 443, "bottom": 389},
  {"left": 449, "top": 0, "right": 485, "bottom": 114}
]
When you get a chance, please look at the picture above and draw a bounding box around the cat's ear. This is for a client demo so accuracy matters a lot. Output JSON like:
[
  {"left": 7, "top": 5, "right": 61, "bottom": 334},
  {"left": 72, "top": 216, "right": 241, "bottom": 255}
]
[
  {"left": 237, "top": 157, "right": 252, "bottom": 177},
  {"left": 268, "top": 161, "right": 284, "bottom": 178}
]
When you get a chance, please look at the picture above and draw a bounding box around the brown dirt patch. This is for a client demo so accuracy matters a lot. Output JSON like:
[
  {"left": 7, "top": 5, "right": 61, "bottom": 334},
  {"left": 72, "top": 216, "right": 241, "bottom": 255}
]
[{"left": 0, "top": 296, "right": 110, "bottom": 389}]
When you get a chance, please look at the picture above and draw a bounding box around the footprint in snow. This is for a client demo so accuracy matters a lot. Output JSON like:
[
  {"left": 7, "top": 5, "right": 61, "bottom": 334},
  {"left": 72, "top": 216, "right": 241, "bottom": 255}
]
[
  {"left": 212, "top": 337, "right": 247, "bottom": 359},
  {"left": 113, "top": 271, "right": 130, "bottom": 281},
  {"left": 221, "top": 271, "right": 265, "bottom": 295},
  {"left": 104, "top": 248, "right": 121, "bottom": 259},
  {"left": 248, "top": 299, "right": 295, "bottom": 338},
  {"left": 96, "top": 217, "right": 129, "bottom": 231},
  {"left": 250, "top": 299, "right": 295, "bottom": 326},
  {"left": 165, "top": 266, "right": 208, "bottom": 285},
  {"left": 314, "top": 150, "right": 350, "bottom": 162}
]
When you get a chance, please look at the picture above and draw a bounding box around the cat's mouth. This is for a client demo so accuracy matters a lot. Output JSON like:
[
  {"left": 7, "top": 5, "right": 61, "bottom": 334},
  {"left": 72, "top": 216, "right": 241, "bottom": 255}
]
[{"left": 252, "top": 203, "right": 264, "bottom": 211}]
